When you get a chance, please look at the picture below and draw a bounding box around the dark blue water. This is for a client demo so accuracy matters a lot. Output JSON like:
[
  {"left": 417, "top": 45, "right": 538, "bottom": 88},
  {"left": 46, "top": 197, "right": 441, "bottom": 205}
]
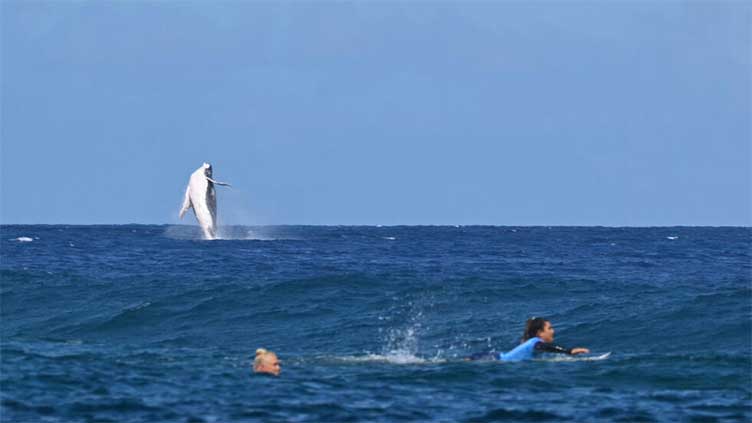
[{"left": 1, "top": 225, "right": 750, "bottom": 422}]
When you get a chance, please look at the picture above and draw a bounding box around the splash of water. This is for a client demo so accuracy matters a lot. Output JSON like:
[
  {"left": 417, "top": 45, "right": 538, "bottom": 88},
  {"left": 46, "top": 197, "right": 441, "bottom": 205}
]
[
  {"left": 380, "top": 326, "right": 424, "bottom": 363},
  {"left": 163, "top": 225, "right": 285, "bottom": 241}
]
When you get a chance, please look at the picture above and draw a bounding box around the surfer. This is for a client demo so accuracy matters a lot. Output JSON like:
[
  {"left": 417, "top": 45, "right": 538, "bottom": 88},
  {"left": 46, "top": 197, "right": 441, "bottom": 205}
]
[
  {"left": 253, "top": 348, "right": 281, "bottom": 376},
  {"left": 469, "top": 317, "right": 589, "bottom": 361}
]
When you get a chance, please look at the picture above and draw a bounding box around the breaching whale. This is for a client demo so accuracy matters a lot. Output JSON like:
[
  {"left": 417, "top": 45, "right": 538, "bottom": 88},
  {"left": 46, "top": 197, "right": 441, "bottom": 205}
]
[{"left": 179, "top": 163, "right": 230, "bottom": 240}]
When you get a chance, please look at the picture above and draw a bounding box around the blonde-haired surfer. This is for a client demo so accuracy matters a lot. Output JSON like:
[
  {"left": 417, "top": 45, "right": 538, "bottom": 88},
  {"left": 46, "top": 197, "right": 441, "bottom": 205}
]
[{"left": 253, "top": 348, "right": 281, "bottom": 376}]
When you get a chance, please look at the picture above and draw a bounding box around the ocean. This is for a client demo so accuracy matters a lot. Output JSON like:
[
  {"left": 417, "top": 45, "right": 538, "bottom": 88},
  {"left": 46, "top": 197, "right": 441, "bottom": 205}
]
[{"left": 1, "top": 225, "right": 750, "bottom": 422}]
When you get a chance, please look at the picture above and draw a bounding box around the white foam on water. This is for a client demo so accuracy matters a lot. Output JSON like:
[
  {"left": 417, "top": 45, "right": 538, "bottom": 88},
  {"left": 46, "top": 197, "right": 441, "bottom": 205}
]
[
  {"left": 383, "top": 236, "right": 396, "bottom": 240},
  {"left": 335, "top": 353, "right": 427, "bottom": 364},
  {"left": 667, "top": 236, "right": 679, "bottom": 240},
  {"left": 241, "top": 229, "right": 278, "bottom": 241},
  {"left": 14, "top": 237, "right": 33, "bottom": 242},
  {"left": 331, "top": 352, "right": 446, "bottom": 365},
  {"left": 218, "top": 227, "right": 290, "bottom": 241},
  {"left": 164, "top": 225, "right": 287, "bottom": 241},
  {"left": 361, "top": 320, "right": 446, "bottom": 364}
]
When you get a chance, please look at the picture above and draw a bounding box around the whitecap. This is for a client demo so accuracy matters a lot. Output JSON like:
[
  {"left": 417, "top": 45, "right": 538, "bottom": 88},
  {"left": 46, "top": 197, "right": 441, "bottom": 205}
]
[
  {"left": 14, "top": 237, "right": 33, "bottom": 242},
  {"left": 383, "top": 236, "right": 396, "bottom": 241},
  {"left": 667, "top": 236, "right": 679, "bottom": 240}
]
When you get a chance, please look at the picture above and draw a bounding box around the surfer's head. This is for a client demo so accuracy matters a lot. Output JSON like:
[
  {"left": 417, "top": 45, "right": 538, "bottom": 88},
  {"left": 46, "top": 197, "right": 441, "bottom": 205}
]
[
  {"left": 253, "top": 348, "right": 281, "bottom": 376},
  {"left": 521, "top": 317, "right": 554, "bottom": 343}
]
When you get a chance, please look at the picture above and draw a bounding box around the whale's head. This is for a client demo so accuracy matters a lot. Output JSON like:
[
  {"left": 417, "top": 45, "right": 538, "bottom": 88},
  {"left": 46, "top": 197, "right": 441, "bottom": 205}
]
[{"left": 202, "top": 162, "right": 213, "bottom": 177}]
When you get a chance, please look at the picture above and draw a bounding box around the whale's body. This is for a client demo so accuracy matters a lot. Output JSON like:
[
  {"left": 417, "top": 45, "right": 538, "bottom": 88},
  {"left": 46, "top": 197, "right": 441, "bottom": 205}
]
[{"left": 179, "top": 163, "right": 230, "bottom": 240}]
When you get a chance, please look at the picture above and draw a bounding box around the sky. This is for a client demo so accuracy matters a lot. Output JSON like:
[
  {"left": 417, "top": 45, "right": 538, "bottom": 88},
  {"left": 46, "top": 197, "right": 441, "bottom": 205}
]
[{"left": 1, "top": 0, "right": 750, "bottom": 226}]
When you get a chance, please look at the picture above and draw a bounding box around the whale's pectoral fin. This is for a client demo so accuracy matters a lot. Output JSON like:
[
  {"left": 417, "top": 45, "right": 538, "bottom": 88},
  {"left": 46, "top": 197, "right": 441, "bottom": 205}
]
[
  {"left": 179, "top": 186, "right": 192, "bottom": 219},
  {"left": 206, "top": 177, "right": 231, "bottom": 187}
]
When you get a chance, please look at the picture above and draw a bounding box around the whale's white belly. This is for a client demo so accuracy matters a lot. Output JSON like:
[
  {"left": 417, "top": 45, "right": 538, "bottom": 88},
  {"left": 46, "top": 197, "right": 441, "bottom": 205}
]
[{"left": 188, "top": 171, "right": 217, "bottom": 239}]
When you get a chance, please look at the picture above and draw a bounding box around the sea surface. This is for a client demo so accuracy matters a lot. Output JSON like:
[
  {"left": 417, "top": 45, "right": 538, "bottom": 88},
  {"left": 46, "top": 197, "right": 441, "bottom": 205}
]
[{"left": 1, "top": 225, "right": 750, "bottom": 422}]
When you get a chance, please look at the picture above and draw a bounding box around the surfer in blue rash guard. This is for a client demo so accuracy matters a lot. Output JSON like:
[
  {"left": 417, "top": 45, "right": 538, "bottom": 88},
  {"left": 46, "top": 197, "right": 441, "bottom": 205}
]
[{"left": 469, "top": 317, "right": 589, "bottom": 361}]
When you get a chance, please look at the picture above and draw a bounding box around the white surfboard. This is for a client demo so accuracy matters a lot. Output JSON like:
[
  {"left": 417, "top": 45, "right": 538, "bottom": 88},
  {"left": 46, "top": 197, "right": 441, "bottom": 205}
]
[{"left": 537, "top": 352, "right": 611, "bottom": 362}]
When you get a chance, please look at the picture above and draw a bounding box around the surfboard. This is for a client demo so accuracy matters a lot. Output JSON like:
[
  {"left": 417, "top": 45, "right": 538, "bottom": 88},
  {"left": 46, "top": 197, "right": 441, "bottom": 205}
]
[
  {"left": 537, "top": 352, "right": 611, "bottom": 362},
  {"left": 581, "top": 352, "right": 611, "bottom": 361}
]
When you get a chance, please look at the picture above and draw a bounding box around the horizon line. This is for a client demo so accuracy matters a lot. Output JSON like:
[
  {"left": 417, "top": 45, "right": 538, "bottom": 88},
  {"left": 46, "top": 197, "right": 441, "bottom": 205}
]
[{"left": 1, "top": 223, "right": 750, "bottom": 229}]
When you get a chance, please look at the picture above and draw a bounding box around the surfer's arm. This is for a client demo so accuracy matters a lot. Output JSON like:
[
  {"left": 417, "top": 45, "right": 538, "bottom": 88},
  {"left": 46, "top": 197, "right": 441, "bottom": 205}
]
[
  {"left": 535, "top": 343, "right": 590, "bottom": 355},
  {"left": 534, "top": 342, "right": 571, "bottom": 354},
  {"left": 534, "top": 342, "right": 572, "bottom": 354}
]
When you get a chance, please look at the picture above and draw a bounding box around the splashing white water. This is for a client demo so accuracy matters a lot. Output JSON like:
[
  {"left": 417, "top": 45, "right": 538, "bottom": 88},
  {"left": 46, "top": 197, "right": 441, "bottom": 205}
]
[
  {"left": 337, "top": 353, "right": 447, "bottom": 364},
  {"left": 164, "top": 225, "right": 291, "bottom": 241},
  {"left": 375, "top": 326, "right": 423, "bottom": 363}
]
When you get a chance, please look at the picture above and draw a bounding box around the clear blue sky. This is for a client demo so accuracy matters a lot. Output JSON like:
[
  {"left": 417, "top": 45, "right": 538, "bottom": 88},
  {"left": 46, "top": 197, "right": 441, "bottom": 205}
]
[{"left": 2, "top": 1, "right": 750, "bottom": 226}]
